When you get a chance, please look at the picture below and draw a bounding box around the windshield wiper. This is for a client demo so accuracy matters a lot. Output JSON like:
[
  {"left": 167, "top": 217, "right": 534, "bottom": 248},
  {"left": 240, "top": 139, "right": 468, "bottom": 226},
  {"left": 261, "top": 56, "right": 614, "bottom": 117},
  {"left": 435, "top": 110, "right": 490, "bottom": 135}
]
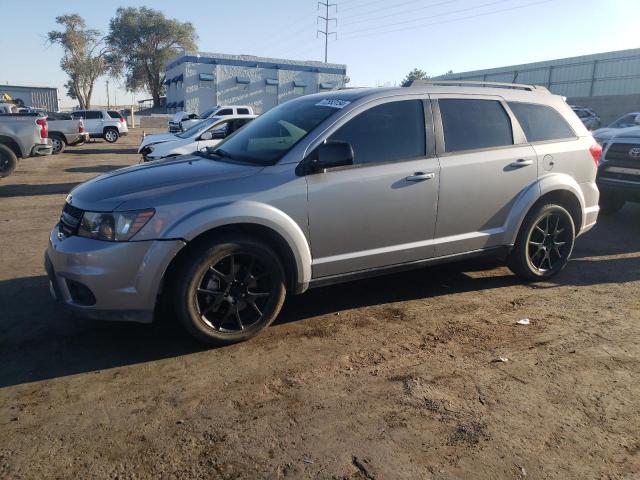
[{"left": 212, "top": 148, "right": 235, "bottom": 160}]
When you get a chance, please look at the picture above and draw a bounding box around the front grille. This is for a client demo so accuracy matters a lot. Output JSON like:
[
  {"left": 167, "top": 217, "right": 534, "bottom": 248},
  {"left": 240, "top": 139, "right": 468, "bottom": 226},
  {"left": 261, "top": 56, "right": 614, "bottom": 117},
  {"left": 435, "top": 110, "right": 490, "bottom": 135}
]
[
  {"left": 604, "top": 143, "right": 640, "bottom": 162},
  {"left": 59, "top": 202, "right": 84, "bottom": 236}
]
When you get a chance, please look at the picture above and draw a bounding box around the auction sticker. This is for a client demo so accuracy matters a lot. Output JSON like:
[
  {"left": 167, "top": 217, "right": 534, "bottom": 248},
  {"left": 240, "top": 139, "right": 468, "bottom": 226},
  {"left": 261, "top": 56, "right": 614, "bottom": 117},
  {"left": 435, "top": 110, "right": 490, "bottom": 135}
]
[{"left": 316, "top": 99, "right": 351, "bottom": 109}]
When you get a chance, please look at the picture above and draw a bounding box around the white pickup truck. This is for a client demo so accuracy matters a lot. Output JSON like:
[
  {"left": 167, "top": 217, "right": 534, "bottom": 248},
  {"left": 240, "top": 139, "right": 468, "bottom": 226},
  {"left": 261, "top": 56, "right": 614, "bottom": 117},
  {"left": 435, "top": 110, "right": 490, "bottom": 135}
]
[{"left": 169, "top": 105, "right": 254, "bottom": 132}]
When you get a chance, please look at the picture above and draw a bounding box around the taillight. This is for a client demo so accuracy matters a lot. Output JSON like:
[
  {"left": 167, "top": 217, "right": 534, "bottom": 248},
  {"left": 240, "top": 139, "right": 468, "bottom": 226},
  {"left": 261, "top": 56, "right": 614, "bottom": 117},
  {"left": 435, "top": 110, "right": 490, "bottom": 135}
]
[
  {"left": 589, "top": 143, "right": 602, "bottom": 166},
  {"left": 119, "top": 117, "right": 125, "bottom": 123},
  {"left": 79, "top": 120, "right": 85, "bottom": 133},
  {"left": 36, "top": 118, "right": 48, "bottom": 139}
]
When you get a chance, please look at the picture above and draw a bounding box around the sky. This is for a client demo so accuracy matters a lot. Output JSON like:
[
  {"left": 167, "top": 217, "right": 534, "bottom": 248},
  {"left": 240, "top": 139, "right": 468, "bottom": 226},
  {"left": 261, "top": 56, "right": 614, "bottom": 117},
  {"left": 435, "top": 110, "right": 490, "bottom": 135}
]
[{"left": 1, "top": 0, "right": 639, "bottom": 108}]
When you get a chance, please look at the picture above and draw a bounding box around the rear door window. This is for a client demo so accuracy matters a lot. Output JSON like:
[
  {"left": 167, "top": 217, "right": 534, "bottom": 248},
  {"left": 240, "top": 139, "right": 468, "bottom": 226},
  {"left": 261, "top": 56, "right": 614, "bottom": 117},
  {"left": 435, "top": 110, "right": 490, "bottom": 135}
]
[
  {"left": 84, "top": 111, "right": 102, "bottom": 120},
  {"left": 237, "top": 108, "right": 250, "bottom": 115},
  {"left": 216, "top": 109, "right": 233, "bottom": 116},
  {"left": 509, "top": 102, "right": 575, "bottom": 142},
  {"left": 439, "top": 99, "right": 513, "bottom": 152},
  {"left": 328, "top": 100, "right": 426, "bottom": 165}
]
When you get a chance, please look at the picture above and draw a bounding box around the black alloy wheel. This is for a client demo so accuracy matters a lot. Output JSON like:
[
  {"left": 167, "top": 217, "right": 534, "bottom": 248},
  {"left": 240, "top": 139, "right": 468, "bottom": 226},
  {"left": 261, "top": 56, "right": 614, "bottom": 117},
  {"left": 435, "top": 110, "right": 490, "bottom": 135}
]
[
  {"left": 174, "top": 236, "right": 287, "bottom": 345},
  {"left": 526, "top": 212, "right": 570, "bottom": 273}
]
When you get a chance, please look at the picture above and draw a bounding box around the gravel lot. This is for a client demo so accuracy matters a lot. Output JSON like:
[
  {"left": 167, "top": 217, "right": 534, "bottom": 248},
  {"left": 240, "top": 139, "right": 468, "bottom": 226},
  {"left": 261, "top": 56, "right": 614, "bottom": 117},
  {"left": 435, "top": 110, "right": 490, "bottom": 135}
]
[{"left": 1, "top": 129, "right": 639, "bottom": 479}]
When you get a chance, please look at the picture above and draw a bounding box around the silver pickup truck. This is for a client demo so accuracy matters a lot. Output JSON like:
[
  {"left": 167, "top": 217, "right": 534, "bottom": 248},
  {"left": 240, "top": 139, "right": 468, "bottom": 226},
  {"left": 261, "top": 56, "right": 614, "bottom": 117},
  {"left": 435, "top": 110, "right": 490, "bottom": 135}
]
[
  {"left": 0, "top": 113, "right": 53, "bottom": 177},
  {"left": 47, "top": 112, "right": 89, "bottom": 154}
]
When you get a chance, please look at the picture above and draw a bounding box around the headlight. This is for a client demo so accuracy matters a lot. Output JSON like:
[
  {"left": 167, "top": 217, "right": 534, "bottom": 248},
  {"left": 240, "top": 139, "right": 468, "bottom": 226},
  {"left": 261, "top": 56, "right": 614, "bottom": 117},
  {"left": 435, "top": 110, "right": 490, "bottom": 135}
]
[{"left": 78, "top": 209, "right": 155, "bottom": 241}]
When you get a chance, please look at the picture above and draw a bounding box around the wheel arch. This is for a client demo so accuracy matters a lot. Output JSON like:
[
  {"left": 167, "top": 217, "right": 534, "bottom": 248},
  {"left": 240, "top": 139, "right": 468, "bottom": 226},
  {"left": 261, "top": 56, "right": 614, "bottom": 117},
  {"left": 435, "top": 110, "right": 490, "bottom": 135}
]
[
  {"left": 0, "top": 136, "right": 22, "bottom": 158},
  {"left": 159, "top": 202, "right": 312, "bottom": 297},
  {"left": 504, "top": 174, "right": 585, "bottom": 246},
  {"left": 48, "top": 131, "right": 67, "bottom": 143}
]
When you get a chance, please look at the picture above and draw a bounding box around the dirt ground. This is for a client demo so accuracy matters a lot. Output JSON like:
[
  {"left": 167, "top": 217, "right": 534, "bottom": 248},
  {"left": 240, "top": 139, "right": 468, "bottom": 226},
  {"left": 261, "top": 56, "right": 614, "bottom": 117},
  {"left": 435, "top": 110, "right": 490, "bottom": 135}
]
[{"left": 0, "top": 129, "right": 639, "bottom": 479}]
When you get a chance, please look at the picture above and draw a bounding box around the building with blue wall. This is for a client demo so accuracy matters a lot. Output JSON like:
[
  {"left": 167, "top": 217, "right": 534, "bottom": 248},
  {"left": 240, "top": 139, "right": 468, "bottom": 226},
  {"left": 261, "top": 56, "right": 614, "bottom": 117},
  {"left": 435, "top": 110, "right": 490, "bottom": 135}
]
[{"left": 164, "top": 52, "right": 347, "bottom": 115}]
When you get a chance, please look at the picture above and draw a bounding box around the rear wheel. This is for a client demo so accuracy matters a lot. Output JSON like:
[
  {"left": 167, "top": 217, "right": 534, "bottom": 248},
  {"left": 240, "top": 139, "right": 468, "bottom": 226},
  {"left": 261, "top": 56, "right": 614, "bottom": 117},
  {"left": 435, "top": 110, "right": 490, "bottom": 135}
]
[
  {"left": 508, "top": 203, "right": 575, "bottom": 281},
  {"left": 0, "top": 144, "right": 18, "bottom": 178},
  {"left": 174, "top": 235, "right": 287, "bottom": 345},
  {"left": 104, "top": 128, "right": 119, "bottom": 143},
  {"left": 598, "top": 193, "right": 625, "bottom": 215},
  {"left": 50, "top": 134, "right": 65, "bottom": 154}
]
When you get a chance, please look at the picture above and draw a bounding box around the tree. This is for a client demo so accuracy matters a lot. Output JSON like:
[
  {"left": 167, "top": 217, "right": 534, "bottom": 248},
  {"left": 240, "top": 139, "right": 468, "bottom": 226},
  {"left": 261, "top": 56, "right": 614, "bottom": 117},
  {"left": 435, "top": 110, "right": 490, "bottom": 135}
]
[
  {"left": 401, "top": 68, "right": 429, "bottom": 87},
  {"left": 107, "top": 7, "right": 198, "bottom": 108},
  {"left": 47, "top": 14, "right": 111, "bottom": 109}
]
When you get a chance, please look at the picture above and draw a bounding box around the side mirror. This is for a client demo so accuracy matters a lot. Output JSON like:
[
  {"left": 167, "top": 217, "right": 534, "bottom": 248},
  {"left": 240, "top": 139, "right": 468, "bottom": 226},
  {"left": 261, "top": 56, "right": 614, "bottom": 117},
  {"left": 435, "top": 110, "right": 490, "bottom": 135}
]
[
  {"left": 308, "top": 141, "right": 354, "bottom": 173},
  {"left": 211, "top": 128, "right": 227, "bottom": 139},
  {"left": 200, "top": 131, "right": 214, "bottom": 141}
]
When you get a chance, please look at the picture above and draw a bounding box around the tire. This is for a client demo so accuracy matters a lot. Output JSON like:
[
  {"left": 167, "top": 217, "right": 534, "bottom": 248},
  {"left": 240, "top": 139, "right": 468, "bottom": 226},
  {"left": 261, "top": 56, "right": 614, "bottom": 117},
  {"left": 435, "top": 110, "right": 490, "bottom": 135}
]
[
  {"left": 507, "top": 203, "right": 575, "bottom": 281},
  {"left": 598, "top": 194, "right": 625, "bottom": 215},
  {"left": 104, "top": 128, "right": 119, "bottom": 143},
  {"left": 0, "top": 144, "right": 18, "bottom": 178},
  {"left": 50, "top": 134, "right": 65, "bottom": 154},
  {"left": 174, "top": 235, "right": 287, "bottom": 345}
]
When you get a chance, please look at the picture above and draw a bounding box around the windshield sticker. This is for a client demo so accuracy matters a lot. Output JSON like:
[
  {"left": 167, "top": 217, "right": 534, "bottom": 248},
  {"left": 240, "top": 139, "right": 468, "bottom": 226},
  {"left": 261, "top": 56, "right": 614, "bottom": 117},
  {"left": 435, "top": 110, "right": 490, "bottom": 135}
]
[{"left": 316, "top": 99, "right": 351, "bottom": 109}]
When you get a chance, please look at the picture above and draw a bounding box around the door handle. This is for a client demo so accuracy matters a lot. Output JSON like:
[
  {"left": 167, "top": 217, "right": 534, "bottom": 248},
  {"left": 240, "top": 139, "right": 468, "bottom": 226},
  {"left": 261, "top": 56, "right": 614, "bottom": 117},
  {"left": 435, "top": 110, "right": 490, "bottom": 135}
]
[
  {"left": 509, "top": 159, "right": 534, "bottom": 168},
  {"left": 405, "top": 172, "right": 435, "bottom": 182}
]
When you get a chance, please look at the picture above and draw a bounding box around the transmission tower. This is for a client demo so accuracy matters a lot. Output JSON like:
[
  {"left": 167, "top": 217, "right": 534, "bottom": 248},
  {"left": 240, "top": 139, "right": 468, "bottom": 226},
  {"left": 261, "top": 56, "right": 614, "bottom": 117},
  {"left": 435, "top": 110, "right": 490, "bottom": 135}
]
[{"left": 317, "top": 1, "right": 337, "bottom": 63}]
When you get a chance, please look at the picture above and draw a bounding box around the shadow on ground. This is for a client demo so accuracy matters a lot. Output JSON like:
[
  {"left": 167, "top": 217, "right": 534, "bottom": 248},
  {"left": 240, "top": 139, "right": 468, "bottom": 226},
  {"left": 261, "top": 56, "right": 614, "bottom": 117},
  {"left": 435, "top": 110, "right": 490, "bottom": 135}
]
[
  {"left": 65, "top": 165, "right": 127, "bottom": 174},
  {"left": 67, "top": 148, "right": 139, "bottom": 156},
  {"left": 0, "top": 205, "right": 638, "bottom": 389},
  {"left": 0, "top": 182, "right": 78, "bottom": 198}
]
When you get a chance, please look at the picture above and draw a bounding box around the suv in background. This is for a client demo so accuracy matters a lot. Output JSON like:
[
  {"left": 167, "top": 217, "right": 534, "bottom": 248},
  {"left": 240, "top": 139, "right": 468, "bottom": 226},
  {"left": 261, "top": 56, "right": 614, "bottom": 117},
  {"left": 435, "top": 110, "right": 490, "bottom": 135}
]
[
  {"left": 571, "top": 106, "right": 600, "bottom": 130},
  {"left": 597, "top": 132, "right": 640, "bottom": 214},
  {"left": 177, "top": 105, "right": 255, "bottom": 132},
  {"left": 71, "top": 110, "right": 128, "bottom": 143},
  {"left": 46, "top": 82, "right": 600, "bottom": 345}
]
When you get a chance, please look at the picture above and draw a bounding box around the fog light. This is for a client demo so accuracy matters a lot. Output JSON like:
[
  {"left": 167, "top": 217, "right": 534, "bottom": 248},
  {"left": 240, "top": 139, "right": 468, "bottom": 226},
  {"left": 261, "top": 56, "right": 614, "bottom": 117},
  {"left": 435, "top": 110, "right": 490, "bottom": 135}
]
[{"left": 66, "top": 279, "right": 96, "bottom": 306}]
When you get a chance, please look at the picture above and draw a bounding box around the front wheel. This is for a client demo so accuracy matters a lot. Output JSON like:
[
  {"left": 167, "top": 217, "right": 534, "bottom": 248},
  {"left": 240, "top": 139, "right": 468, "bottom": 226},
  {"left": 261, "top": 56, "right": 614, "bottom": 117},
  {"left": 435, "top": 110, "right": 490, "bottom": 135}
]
[
  {"left": 104, "top": 128, "right": 119, "bottom": 143},
  {"left": 50, "top": 134, "right": 65, "bottom": 154},
  {"left": 174, "top": 236, "right": 287, "bottom": 345},
  {"left": 508, "top": 204, "right": 575, "bottom": 281}
]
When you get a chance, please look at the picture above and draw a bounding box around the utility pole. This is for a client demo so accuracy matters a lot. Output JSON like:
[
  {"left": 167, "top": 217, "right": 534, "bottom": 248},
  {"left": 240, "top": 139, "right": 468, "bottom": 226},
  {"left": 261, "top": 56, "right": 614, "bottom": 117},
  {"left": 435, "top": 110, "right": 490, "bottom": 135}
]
[{"left": 317, "top": 1, "right": 337, "bottom": 63}]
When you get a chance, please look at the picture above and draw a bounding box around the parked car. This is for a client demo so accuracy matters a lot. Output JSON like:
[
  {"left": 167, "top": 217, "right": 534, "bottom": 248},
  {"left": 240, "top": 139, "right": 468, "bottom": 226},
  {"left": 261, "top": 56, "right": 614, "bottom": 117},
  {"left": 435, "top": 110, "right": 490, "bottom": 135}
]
[
  {"left": 571, "top": 105, "right": 600, "bottom": 130},
  {"left": 71, "top": 110, "right": 128, "bottom": 143},
  {"left": 168, "top": 111, "right": 199, "bottom": 133},
  {"left": 176, "top": 105, "right": 255, "bottom": 132},
  {"left": 139, "top": 115, "right": 256, "bottom": 161},
  {"left": 46, "top": 82, "right": 600, "bottom": 345},
  {"left": 593, "top": 112, "right": 640, "bottom": 146},
  {"left": 46, "top": 112, "right": 90, "bottom": 154},
  {"left": 596, "top": 131, "right": 640, "bottom": 214},
  {"left": 0, "top": 112, "right": 52, "bottom": 177}
]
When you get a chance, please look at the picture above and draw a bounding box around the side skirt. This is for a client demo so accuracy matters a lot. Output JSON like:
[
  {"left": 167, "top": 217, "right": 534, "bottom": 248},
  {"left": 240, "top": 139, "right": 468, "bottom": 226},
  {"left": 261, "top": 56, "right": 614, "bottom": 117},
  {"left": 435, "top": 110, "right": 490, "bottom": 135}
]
[{"left": 307, "top": 246, "right": 511, "bottom": 289}]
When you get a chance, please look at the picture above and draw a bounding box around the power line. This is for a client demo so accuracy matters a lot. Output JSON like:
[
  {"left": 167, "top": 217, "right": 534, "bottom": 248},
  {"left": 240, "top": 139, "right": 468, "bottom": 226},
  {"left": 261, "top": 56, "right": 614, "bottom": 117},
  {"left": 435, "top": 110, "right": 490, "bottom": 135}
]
[
  {"left": 317, "top": 1, "right": 338, "bottom": 63},
  {"left": 341, "top": 0, "right": 461, "bottom": 25},
  {"left": 342, "top": 0, "right": 536, "bottom": 39}
]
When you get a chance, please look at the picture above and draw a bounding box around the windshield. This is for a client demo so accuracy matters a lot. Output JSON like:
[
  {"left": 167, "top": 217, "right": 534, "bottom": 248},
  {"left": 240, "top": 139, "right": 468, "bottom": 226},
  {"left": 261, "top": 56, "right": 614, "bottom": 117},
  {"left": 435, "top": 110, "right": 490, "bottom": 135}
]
[
  {"left": 208, "top": 96, "right": 343, "bottom": 165},
  {"left": 200, "top": 108, "right": 217, "bottom": 118},
  {"left": 609, "top": 114, "right": 640, "bottom": 129},
  {"left": 176, "top": 118, "right": 216, "bottom": 138}
]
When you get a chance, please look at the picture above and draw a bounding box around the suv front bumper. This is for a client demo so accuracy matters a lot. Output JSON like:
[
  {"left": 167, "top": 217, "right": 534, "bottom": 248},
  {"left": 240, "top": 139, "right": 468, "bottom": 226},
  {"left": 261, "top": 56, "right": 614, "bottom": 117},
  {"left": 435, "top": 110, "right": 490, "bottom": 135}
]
[{"left": 45, "top": 225, "right": 185, "bottom": 323}]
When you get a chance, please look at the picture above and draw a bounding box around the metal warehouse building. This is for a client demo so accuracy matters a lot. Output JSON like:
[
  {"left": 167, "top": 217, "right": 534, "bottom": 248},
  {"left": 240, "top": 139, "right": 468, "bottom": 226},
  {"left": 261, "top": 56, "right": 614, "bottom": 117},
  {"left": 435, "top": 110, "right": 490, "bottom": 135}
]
[
  {"left": 0, "top": 84, "right": 59, "bottom": 111},
  {"left": 164, "top": 52, "right": 347, "bottom": 115},
  {"left": 435, "top": 48, "right": 640, "bottom": 124}
]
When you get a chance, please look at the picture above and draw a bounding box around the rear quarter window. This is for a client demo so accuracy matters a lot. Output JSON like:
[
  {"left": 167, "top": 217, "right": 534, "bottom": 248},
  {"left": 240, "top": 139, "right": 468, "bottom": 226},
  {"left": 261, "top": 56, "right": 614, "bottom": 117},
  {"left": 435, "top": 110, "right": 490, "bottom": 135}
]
[
  {"left": 509, "top": 102, "right": 575, "bottom": 142},
  {"left": 439, "top": 99, "right": 513, "bottom": 152}
]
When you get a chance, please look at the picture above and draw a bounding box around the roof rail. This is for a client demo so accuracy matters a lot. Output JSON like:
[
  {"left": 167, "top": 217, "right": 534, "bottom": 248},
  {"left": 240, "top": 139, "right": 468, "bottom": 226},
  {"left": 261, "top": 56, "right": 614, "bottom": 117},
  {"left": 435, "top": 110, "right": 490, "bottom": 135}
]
[{"left": 409, "top": 80, "right": 550, "bottom": 93}]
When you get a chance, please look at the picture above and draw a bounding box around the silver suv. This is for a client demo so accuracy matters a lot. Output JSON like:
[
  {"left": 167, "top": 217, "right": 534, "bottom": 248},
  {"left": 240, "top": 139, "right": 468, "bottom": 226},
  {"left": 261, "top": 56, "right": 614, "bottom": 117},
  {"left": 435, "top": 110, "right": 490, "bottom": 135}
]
[{"left": 45, "top": 82, "right": 601, "bottom": 345}]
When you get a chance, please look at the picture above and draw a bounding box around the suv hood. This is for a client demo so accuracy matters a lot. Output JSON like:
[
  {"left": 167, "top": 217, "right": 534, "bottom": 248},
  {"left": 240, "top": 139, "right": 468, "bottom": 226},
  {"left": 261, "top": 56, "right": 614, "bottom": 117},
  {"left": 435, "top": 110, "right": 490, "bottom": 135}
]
[
  {"left": 593, "top": 125, "right": 640, "bottom": 141},
  {"left": 67, "top": 155, "right": 262, "bottom": 211}
]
